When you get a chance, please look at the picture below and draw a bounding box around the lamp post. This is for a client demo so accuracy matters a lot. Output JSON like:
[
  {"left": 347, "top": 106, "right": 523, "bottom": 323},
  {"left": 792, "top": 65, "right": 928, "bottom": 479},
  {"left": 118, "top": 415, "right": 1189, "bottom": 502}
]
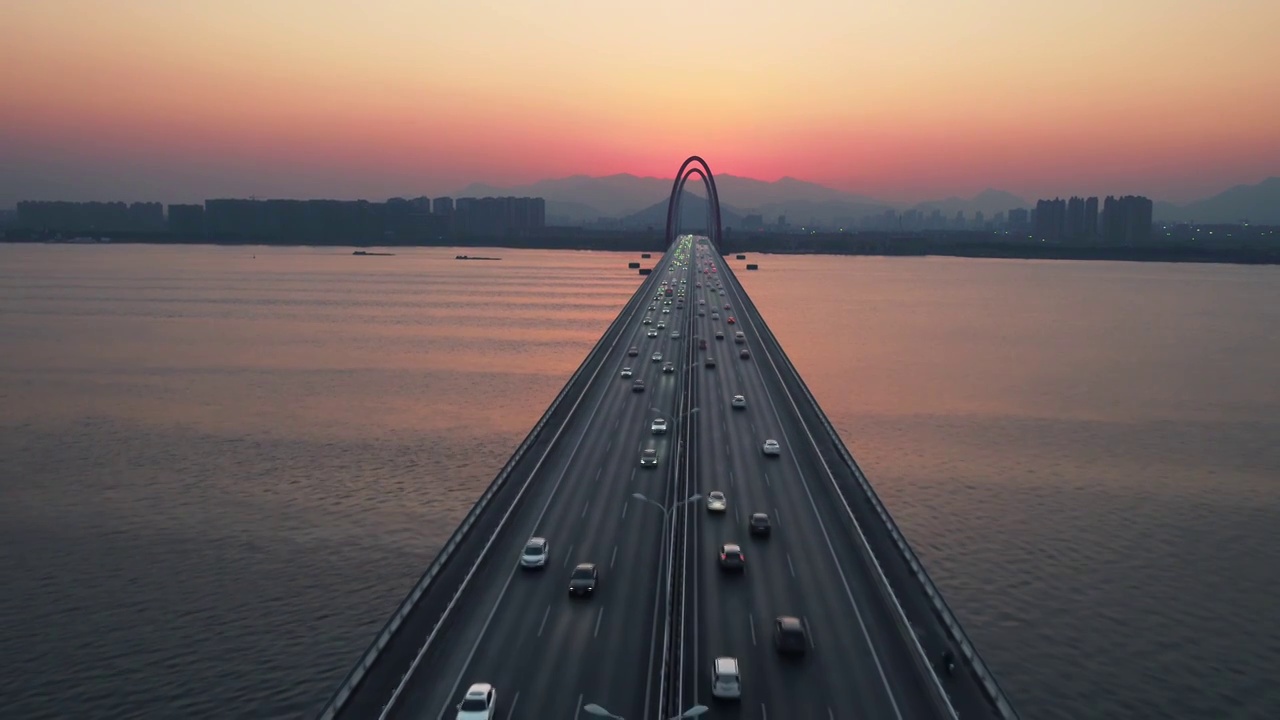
[{"left": 583, "top": 702, "right": 710, "bottom": 720}]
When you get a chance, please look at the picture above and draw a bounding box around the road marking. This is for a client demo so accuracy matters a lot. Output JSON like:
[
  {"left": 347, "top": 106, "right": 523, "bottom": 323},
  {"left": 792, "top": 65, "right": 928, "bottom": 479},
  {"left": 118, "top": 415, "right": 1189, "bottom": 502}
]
[
  {"left": 564, "top": 544, "right": 574, "bottom": 567},
  {"left": 804, "top": 616, "right": 816, "bottom": 648},
  {"left": 606, "top": 440, "right": 612, "bottom": 453},
  {"left": 761, "top": 704, "right": 768, "bottom": 719},
  {"left": 729, "top": 469, "right": 735, "bottom": 487},
  {"left": 621, "top": 502, "right": 628, "bottom": 519},
  {"left": 764, "top": 472, "right": 770, "bottom": 487},
  {"left": 749, "top": 613, "right": 757, "bottom": 646},
  {"left": 611, "top": 545, "right": 618, "bottom": 568},
  {"left": 733, "top": 275, "right": 908, "bottom": 720},
  {"left": 734, "top": 506, "right": 740, "bottom": 524},
  {"left": 630, "top": 468, "right": 636, "bottom": 482},
  {"left": 787, "top": 553, "right": 796, "bottom": 578},
  {"left": 537, "top": 605, "right": 550, "bottom": 637},
  {"left": 582, "top": 501, "right": 590, "bottom": 519},
  {"left": 828, "top": 709, "right": 835, "bottom": 720},
  {"left": 751, "top": 422, "right": 756, "bottom": 434},
  {"left": 595, "top": 467, "right": 602, "bottom": 481},
  {"left": 774, "top": 507, "right": 781, "bottom": 528},
  {"left": 506, "top": 692, "right": 519, "bottom": 719},
  {"left": 574, "top": 693, "right": 583, "bottom": 719},
  {"left": 594, "top": 606, "right": 605, "bottom": 637}
]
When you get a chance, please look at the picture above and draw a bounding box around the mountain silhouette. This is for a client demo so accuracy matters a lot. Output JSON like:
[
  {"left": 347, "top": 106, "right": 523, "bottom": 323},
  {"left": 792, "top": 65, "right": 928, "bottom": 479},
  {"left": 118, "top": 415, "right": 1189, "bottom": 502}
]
[{"left": 1154, "top": 177, "right": 1280, "bottom": 224}]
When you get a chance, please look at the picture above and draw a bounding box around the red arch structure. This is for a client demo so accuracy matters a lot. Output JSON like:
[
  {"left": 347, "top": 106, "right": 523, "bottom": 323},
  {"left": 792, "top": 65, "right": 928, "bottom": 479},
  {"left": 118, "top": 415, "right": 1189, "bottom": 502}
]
[{"left": 664, "top": 156, "right": 723, "bottom": 249}]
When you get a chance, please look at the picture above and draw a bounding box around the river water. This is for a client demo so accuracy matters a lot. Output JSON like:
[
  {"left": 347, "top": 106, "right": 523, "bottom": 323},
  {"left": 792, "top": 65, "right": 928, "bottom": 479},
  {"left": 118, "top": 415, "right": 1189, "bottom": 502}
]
[{"left": 1, "top": 244, "right": 1277, "bottom": 719}]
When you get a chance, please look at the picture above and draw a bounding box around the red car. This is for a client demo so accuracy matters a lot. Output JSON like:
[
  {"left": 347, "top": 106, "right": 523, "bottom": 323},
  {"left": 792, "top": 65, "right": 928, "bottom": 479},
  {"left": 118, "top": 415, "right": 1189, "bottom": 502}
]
[{"left": 727, "top": 317, "right": 736, "bottom": 324}]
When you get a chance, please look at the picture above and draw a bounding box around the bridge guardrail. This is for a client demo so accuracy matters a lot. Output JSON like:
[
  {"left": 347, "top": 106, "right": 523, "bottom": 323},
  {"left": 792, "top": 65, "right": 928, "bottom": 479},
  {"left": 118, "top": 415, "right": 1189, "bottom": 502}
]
[
  {"left": 723, "top": 260, "right": 1020, "bottom": 720},
  {"left": 317, "top": 255, "right": 663, "bottom": 720}
]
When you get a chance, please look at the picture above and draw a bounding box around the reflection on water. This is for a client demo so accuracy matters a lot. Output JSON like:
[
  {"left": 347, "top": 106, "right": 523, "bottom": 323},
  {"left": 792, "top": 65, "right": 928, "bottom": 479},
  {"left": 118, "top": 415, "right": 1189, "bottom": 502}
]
[{"left": 1, "top": 245, "right": 1278, "bottom": 719}]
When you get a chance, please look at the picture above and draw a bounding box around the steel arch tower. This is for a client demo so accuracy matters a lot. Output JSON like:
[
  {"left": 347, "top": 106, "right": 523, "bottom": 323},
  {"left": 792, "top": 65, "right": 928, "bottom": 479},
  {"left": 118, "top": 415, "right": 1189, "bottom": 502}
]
[{"left": 664, "top": 156, "right": 723, "bottom": 250}]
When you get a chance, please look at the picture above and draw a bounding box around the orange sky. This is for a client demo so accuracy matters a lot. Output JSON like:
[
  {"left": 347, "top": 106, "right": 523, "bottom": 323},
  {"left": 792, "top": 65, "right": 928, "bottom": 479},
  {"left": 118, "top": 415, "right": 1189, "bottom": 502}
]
[{"left": 2, "top": 0, "right": 1278, "bottom": 205}]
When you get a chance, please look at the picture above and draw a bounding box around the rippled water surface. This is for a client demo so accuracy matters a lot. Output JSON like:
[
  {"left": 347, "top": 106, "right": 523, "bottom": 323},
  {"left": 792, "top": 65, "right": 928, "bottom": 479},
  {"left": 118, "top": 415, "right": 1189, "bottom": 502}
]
[{"left": 2, "top": 245, "right": 1278, "bottom": 719}]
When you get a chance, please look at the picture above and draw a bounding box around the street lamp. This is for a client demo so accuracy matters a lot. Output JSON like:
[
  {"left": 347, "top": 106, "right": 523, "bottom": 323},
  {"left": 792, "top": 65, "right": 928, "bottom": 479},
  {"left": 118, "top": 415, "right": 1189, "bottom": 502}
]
[
  {"left": 632, "top": 492, "right": 702, "bottom": 515},
  {"left": 583, "top": 703, "right": 709, "bottom": 720}
]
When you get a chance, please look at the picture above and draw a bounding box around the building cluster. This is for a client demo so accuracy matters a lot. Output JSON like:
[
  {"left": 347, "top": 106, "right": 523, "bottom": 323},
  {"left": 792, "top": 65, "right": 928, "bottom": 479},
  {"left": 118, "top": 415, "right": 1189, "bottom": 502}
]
[
  {"left": 14, "top": 201, "right": 165, "bottom": 233},
  {"left": 14, "top": 196, "right": 545, "bottom": 243},
  {"left": 1028, "top": 195, "right": 1152, "bottom": 244}
]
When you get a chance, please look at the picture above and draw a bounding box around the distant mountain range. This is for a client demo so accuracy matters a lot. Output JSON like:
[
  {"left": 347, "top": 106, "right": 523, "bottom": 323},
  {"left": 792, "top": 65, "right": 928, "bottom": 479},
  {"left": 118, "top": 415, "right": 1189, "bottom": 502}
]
[{"left": 452, "top": 175, "right": 1280, "bottom": 227}]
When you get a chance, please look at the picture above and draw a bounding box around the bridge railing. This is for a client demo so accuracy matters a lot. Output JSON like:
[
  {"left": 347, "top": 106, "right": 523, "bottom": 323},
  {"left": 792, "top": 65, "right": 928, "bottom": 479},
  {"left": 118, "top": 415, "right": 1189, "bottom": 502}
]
[
  {"left": 722, "top": 259, "right": 1020, "bottom": 720},
  {"left": 317, "top": 252, "right": 664, "bottom": 720}
]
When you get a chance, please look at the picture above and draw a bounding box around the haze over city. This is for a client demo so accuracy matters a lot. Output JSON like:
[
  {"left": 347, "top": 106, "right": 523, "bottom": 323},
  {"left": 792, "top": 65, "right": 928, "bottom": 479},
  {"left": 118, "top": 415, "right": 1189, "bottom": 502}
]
[{"left": 4, "top": 0, "right": 1278, "bottom": 208}]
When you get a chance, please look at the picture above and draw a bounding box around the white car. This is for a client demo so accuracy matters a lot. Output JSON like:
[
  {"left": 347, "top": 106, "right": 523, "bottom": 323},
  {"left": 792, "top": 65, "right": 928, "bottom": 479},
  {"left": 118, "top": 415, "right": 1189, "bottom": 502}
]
[
  {"left": 671, "top": 330, "right": 680, "bottom": 339},
  {"left": 656, "top": 322, "right": 665, "bottom": 330},
  {"left": 520, "top": 537, "right": 549, "bottom": 568},
  {"left": 651, "top": 417, "right": 668, "bottom": 435},
  {"left": 455, "top": 683, "right": 496, "bottom": 719},
  {"left": 648, "top": 330, "right": 658, "bottom": 338},
  {"left": 652, "top": 352, "right": 663, "bottom": 362},
  {"left": 662, "top": 307, "right": 670, "bottom": 314},
  {"left": 620, "top": 367, "right": 633, "bottom": 378},
  {"left": 706, "top": 491, "right": 727, "bottom": 512},
  {"left": 731, "top": 394, "right": 747, "bottom": 409},
  {"left": 762, "top": 439, "right": 781, "bottom": 456}
]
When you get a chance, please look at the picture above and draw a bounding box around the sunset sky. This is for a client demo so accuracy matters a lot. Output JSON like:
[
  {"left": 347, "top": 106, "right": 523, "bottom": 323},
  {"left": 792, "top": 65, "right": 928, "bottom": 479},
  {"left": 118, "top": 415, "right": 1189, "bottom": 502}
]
[{"left": 3, "top": 0, "right": 1278, "bottom": 206}]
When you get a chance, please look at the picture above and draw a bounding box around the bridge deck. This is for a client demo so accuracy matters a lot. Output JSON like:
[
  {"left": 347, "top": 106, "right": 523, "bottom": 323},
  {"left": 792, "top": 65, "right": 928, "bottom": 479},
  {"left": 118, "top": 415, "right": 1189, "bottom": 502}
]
[{"left": 324, "top": 238, "right": 1013, "bottom": 720}]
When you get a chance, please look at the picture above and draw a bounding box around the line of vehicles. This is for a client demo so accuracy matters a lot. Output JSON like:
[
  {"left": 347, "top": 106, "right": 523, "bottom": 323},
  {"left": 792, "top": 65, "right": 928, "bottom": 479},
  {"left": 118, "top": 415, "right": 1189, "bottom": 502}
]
[{"left": 450, "top": 240, "right": 797, "bottom": 718}]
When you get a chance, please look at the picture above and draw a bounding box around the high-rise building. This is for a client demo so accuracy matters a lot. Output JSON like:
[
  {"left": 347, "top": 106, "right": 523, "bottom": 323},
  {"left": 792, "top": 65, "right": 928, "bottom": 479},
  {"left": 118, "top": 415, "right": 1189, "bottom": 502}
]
[
  {"left": 1065, "top": 196, "right": 1086, "bottom": 240},
  {"left": 1007, "top": 208, "right": 1030, "bottom": 231},
  {"left": 433, "top": 197, "right": 454, "bottom": 215},
  {"left": 1101, "top": 196, "right": 1153, "bottom": 244},
  {"left": 1034, "top": 198, "right": 1067, "bottom": 241},
  {"left": 1084, "top": 197, "right": 1099, "bottom": 239}
]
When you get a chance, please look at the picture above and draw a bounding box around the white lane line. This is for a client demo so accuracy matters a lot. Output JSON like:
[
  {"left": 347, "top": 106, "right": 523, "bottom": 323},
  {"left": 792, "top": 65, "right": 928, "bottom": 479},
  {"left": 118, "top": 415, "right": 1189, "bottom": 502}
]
[
  {"left": 774, "top": 507, "right": 781, "bottom": 528},
  {"left": 828, "top": 709, "right": 835, "bottom": 720},
  {"left": 611, "top": 545, "right": 618, "bottom": 568},
  {"left": 537, "top": 604, "right": 550, "bottom": 637},
  {"left": 787, "top": 553, "right": 796, "bottom": 578},
  {"left": 630, "top": 468, "right": 636, "bottom": 482},
  {"left": 594, "top": 606, "right": 605, "bottom": 638},
  {"left": 805, "top": 616, "right": 816, "bottom": 648},
  {"left": 764, "top": 472, "right": 770, "bottom": 487},
  {"left": 761, "top": 704, "right": 768, "bottom": 719},
  {"left": 506, "top": 691, "right": 519, "bottom": 719},
  {"left": 621, "top": 502, "right": 628, "bottom": 519},
  {"left": 751, "top": 422, "right": 756, "bottom": 434},
  {"left": 731, "top": 269, "right": 908, "bottom": 719},
  {"left": 749, "top": 613, "right": 757, "bottom": 646},
  {"left": 574, "top": 693, "right": 583, "bottom": 719},
  {"left": 606, "top": 439, "right": 612, "bottom": 453},
  {"left": 582, "top": 501, "right": 590, "bottom": 519},
  {"left": 729, "top": 469, "right": 735, "bottom": 487},
  {"left": 734, "top": 506, "right": 740, "bottom": 524},
  {"left": 564, "top": 544, "right": 574, "bottom": 567},
  {"left": 595, "top": 467, "right": 602, "bottom": 481}
]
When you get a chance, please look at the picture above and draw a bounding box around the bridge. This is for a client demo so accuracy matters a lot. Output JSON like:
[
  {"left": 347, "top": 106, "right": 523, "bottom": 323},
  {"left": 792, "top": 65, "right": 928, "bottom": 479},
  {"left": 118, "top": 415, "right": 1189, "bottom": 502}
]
[{"left": 318, "top": 157, "right": 1019, "bottom": 720}]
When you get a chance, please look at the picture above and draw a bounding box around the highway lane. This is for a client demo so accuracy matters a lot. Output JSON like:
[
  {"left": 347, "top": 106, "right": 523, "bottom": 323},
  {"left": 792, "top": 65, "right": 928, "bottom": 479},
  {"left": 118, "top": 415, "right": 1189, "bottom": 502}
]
[
  {"left": 382, "top": 241, "right": 696, "bottom": 720},
  {"left": 676, "top": 244, "right": 945, "bottom": 718},
  {"left": 717, "top": 253, "right": 1004, "bottom": 718}
]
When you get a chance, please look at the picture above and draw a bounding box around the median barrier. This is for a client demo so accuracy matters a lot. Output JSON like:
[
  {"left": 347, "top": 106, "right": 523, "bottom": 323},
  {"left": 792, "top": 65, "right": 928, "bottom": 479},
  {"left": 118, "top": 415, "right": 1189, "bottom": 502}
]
[{"left": 318, "top": 258, "right": 667, "bottom": 720}]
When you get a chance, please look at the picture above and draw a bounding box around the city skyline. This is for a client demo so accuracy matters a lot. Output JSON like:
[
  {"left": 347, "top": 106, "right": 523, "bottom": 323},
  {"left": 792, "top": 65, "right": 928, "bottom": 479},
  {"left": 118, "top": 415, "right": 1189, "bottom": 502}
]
[{"left": 4, "top": 1, "right": 1278, "bottom": 208}]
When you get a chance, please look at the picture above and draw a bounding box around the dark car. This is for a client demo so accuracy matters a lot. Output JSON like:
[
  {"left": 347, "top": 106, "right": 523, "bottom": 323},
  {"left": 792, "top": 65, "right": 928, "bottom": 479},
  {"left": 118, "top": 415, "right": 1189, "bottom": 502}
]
[
  {"left": 662, "top": 362, "right": 675, "bottom": 374},
  {"left": 719, "top": 543, "right": 745, "bottom": 571},
  {"left": 632, "top": 379, "right": 645, "bottom": 392},
  {"left": 775, "top": 616, "right": 808, "bottom": 655},
  {"left": 569, "top": 563, "right": 598, "bottom": 597},
  {"left": 740, "top": 349, "right": 751, "bottom": 359},
  {"left": 628, "top": 347, "right": 639, "bottom": 357},
  {"left": 749, "top": 512, "right": 771, "bottom": 536},
  {"left": 705, "top": 357, "right": 716, "bottom": 368},
  {"left": 715, "top": 331, "right": 725, "bottom": 340},
  {"left": 699, "top": 338, "right": 708, "bottom": 350}
]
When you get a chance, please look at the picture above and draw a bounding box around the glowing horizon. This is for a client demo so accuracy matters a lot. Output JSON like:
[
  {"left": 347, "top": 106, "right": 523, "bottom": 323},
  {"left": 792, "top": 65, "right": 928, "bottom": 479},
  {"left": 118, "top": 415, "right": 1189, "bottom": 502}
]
[{"left": 2, "top": 0, "right": 1278, "bottom": 206}]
